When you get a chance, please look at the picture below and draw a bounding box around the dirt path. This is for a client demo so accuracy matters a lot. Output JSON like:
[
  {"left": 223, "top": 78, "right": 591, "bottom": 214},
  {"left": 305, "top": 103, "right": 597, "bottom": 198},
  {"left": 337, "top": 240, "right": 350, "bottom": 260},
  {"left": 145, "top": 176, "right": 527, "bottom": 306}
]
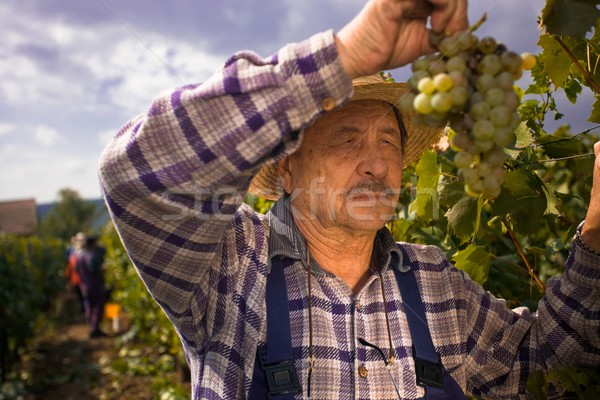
[{"left": 14, "top": 309, "right": 157, "bottom": 399}]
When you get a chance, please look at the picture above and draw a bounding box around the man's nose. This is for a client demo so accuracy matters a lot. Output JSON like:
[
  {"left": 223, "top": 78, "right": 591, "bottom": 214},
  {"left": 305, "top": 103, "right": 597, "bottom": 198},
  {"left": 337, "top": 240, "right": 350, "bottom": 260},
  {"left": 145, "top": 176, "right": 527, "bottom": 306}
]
[{"left": 356, "top": 146, "right": 388, "bottom": 179}]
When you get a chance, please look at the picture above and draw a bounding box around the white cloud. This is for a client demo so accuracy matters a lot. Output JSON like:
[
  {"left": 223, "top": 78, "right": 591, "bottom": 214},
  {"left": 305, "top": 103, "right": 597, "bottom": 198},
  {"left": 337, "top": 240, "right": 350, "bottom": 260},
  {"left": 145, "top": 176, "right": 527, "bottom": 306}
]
[
  {"left": 34, "top": 125, "right": 62, "bottom": 147},
  {"left": 0, "top": 123, "right": 15, "bottom": 136},
  {"left": 97, "top": 129, "right": 117, "bottom": 147},
  {"left": 0, "top": 140, "right": 102, "bottom": 203}
]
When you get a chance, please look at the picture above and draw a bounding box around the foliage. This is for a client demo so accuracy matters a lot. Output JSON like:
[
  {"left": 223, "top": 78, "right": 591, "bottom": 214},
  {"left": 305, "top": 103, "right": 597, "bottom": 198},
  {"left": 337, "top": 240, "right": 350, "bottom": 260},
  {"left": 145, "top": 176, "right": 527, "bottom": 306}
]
[
  {"left": 37, "top": 188, "right": 98, "bottom": 241},
  {"left": 95, "top": 3, "right": 600, "bottom": 398},
  {"left": 528, "top": 366, "right": 600, "bottom": 400},
  {"left": 385, "top": 9, "right": 600, "bottom": 395},
  {"left": 100, "top": 222, "right": 189, "bottom": 394},
  {"left": 0, "top": 235, "right": 65, "bottom": 383}
]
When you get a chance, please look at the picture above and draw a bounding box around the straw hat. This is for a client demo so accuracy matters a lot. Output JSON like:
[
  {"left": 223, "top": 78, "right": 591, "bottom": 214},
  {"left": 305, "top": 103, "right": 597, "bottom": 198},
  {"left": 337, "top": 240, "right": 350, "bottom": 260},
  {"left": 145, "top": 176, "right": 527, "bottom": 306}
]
[{"left": 248, "top": 73, "right": 443, "bottom": 200}]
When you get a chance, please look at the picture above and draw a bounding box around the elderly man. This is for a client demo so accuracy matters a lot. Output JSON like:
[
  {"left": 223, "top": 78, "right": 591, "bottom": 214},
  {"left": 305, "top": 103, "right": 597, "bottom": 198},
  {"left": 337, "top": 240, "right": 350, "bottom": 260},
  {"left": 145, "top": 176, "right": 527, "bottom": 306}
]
[{"left": 99, "top": 0, "right": 600, "bottom": 398}]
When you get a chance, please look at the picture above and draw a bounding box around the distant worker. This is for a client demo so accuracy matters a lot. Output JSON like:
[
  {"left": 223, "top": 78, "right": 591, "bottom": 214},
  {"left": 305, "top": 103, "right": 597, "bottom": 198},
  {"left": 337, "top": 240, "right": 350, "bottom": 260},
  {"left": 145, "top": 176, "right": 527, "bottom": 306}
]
[
  {"left": 65, "top": 232, "right": 85, "bottom": 313},
  {"left": 74, "top": 235, "right": 108, "bottom": 338}
]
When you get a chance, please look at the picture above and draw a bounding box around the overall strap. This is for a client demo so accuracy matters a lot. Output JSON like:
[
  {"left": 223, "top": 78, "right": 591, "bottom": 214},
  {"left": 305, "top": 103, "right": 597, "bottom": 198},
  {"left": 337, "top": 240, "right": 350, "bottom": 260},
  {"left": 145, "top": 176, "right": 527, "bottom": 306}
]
[
  {"left": 392, "top": 247, "right": 447, "bottom": 398},
  {"left": 249, "top": 256, "right": 301, "bottom": 400}
]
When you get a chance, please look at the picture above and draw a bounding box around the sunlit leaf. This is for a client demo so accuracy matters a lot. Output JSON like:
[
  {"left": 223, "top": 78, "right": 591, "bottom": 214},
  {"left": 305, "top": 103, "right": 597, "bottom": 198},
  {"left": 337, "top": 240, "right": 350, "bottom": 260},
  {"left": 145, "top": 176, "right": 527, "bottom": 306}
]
[
  {"left": 409, "top": 151, "right": 440, "bottom": 222},
  {"left": 588, "top": 95, "right": 600, "bottom": 123},
  {"left": 452, "top": 244, "right": 491, "bottom": 285},
  {"left": 538, "top": 34, "right": 577, "bottom": 88}
]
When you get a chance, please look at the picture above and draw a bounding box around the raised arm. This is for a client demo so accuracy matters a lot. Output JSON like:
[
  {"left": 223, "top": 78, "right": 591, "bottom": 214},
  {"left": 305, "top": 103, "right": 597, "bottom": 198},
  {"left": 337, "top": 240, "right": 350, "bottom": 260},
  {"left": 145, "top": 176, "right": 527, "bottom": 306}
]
[
  {"left": 98, "top": 31, "right": 354, "bottom": 323},
  {"left": 98, "top": 0, "right": 468, "bottom": 337}
]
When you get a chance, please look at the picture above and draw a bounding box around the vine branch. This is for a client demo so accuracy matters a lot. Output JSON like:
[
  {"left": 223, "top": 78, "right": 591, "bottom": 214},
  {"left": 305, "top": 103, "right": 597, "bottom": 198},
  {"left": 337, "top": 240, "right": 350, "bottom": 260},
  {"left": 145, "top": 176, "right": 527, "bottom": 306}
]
[
  {"left": 502, "top": 218, "right": 546, "bottom": 293},
  {"left": 553, "top": 35, "right": 600, "bottom": 94}
]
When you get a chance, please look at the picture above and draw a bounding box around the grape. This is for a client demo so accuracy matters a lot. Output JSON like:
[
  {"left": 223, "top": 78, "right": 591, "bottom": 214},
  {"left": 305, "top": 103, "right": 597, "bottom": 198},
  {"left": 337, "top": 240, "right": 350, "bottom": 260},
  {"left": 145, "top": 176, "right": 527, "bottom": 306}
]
[
  {"left": 456, "top": 31, "right": 476, "bottom": 51},
  {"left": 496, "top": 71, "right": 514, "bottom": 91},
  {"left": 417, "top": 77, "right": 436, "bottom": 94},
  {"left": 477, "top": 162, "right": 494, "bottom": 177},
  {"left": 479, "top": 54, "right": 502, "bottom": 76},
  {"left": 490, "top": 105, "right": 512, "bottom": 127},
  {"left": 413, "top": 93, "right": 433, "bottom": 114},
  {"left": 473, "top": 120, "right": 494, "bottom": 140},
  {"left": 504, "top": 90, "right": 519, "bottom": 110},
  {"left": 405, "top": 28, "right": 530, "bottom": 198},
  {"left": 431, "top": 92, "right": 453, "bottom": 112},
  {"left": 501, "top": 51, "right": 522, "bottom": 73},
  {"left": 447, "top": 56, "right": 467, "bottom": 73},
  {"left": 454, "top": 151, "right": 473, "bottom": 168},
  {"left": 493, "top": 127, "right": 514, "bottom": 146},
  {"left": 475, "top": 139, "right": 495, "bottom": 152},
  {"left": 484, "top": 147, "right": 506, "bottom": 167},
  {"left": 408, "top": 70, "right": 430, "bottom": 88},
  {"left": 485, "top": 88, "right": 505, "bottom": 107},
  {"left": 459, "top": 168, "right": 479, "bottom": 185},
  {"left": 479, "top": 37, "right": 498, "bottom": 54},
  {"left": 429, "top": 59, "right": 447, "bottom": 75},
  {"left": 465, "top": 181, "right": 484, "bottom": 197},
  {"left": 450, "top": 86, "right": 469, "bottom": 107},
  {"left": 412, "top": 58, "right": 431, "bottom": 72},
  {"left": 476, "top": 74, "right": 496, "bottom": 92},
  {"left": 470, "top": 102, "right": 490, "bottom": 121},
  {"left": 520, "top": 52, "right": 536, "bottom": 70},
  {"left": 451, "top": 131, "right": 473, "bottom": 151},
  {"left": 433, "top": 73, "right": 454, "bottom": 92},
  {"left": 399, "top": 92, "right": 416, "bottom": 113},
  {"left": 439, "top": 37, "right": 460, "bottom": 57}
]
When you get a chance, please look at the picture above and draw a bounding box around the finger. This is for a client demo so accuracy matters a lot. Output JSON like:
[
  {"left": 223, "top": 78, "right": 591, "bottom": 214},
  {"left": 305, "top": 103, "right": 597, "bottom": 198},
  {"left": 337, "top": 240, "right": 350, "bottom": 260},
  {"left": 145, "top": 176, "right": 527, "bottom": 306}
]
[
  {"left": 428, "top": 0, "right": 469, "bottom": 35},
  {"left": 594, "top": 141, "right": 600, "bottom": 157},
  {"left": 402, "top": 1, "right": 434, "bottom": 20}
]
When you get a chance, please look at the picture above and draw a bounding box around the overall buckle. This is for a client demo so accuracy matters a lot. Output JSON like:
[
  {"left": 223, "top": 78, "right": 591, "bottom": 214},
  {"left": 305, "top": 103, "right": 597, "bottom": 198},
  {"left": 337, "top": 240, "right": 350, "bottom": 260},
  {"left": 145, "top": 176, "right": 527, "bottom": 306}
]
[
  {"left": 414, "top": 355, "right": 445, "bottom": 389},
  {"left": 258, "top": 346, "right": 301, "bottom": 398}
]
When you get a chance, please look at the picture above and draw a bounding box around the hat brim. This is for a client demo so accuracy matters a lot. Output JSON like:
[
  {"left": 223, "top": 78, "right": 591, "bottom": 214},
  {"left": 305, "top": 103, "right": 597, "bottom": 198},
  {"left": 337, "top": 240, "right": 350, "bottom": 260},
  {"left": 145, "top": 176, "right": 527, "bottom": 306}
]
[{"left": 249, "top": 79, "right": 443, "bottom": 201}]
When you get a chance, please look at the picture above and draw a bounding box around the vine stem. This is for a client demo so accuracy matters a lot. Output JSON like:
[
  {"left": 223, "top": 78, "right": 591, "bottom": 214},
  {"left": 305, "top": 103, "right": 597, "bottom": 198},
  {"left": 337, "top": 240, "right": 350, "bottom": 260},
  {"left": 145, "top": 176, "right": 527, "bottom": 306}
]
[
  {"left": 502, "top": 218, "right": 545, "bottom": 293},
  {"left": 517, "top": 152, "right": 595, "bottom": 166},
  {"left": 553, "top": 35, "right": 600, "bottom": 94}
]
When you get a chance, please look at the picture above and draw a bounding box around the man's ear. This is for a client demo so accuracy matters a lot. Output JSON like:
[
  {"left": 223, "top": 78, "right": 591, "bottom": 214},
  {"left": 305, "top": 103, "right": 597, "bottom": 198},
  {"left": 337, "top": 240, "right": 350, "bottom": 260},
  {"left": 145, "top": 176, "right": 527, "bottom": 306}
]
[{"left": 277, "top": 157, "right": 293, "bottom": 194}]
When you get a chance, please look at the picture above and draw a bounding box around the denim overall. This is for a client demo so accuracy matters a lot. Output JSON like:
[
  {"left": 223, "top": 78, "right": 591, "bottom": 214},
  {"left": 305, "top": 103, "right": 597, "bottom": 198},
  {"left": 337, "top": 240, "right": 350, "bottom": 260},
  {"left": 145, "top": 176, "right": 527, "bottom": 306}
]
[{"left": 249, "top": 247, "right": 466, "bottom": 399}]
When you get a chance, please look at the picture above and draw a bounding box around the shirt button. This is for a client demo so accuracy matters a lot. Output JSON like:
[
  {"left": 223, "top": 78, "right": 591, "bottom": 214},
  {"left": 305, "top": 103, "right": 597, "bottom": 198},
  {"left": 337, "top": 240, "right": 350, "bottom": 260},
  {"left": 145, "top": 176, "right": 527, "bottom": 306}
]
[
  {"left": 321, "top": 97, "right": 335, "bottom": 111},
  {"left": 358, "top": 364, "right": 368, "bottom": 379},
  {"left": 355, "top": 301, "right": 361, "bottom": 311}
]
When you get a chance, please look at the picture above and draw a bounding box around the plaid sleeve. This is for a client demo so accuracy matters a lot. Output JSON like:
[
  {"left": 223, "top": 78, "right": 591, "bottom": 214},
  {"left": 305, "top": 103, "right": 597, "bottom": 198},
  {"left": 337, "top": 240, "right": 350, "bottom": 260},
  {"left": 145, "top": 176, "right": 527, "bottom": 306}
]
[
  {"left": 97, "top": 30, "right": 353, "bottom": 342},
  {"left": 453, "top": 242, "right": 600, "bottom": 398}
]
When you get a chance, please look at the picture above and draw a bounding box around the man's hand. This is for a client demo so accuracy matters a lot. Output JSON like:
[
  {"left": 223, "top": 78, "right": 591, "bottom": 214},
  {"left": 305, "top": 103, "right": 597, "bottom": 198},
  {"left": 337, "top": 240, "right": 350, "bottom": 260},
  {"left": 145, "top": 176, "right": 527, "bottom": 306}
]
[
  {"left": 582, "top": 141, "right": 600, "bottom": 253},
  {"left": 336, "top": 0, "right": 468, "bottom": 79}
]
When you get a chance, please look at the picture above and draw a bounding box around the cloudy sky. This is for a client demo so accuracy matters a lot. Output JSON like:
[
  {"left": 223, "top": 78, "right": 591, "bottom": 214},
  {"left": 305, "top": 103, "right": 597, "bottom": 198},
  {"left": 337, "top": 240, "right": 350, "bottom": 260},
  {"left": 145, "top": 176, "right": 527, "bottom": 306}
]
[{"left": 0, "top": 0, "right": 593, "bottom": 204}]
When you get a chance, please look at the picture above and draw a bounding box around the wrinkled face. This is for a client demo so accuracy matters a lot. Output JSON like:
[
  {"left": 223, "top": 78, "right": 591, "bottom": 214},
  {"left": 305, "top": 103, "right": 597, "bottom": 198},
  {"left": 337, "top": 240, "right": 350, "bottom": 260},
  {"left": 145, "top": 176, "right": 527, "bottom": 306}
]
[{"left": 278, "top": 100, "right": 404, "bottom": 233}]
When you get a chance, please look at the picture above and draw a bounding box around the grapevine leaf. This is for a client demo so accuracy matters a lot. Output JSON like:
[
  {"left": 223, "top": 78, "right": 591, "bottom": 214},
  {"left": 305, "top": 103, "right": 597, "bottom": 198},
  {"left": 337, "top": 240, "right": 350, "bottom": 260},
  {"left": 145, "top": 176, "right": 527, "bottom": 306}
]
[
  {"left": 491, "top": 169, "right": 547, "bottom": 235},
  {"left": 409, "top": 151, "right": 440, "bottom": 222},
  {"left": 445, "top": 195, "right": 478, "bottom": 244},
  {"left": 528, "top": 57, "right": 550, "bottom": 94},
  {"left": 439, "top": 181, "right": 466, "bottom": 207},
  {"left": 540, "top": 181, "right": 560, "bottom": 215},
  {"left": 589, "top": 95, "right": 600, "bottom": 123},
  {"left": 538, "top": 135, "right": 583, "bottom": 158},
  {"left": 563, "top": 78, "right": 583, "bottom": 103},
  {"left": 452, "top": 244, "right": 491, "bottom": 285},
  {"left": 538, "top": 34, "right": 576, "bottom": 88},
  {"left": 541, "top": 0, "right": 600, "bottom": 37},
  {"left": 526, "top": 370, "right": 547, "bottom": 400},
  {"left": 515, "top": 122, "right": 535, "bottom": 149}
]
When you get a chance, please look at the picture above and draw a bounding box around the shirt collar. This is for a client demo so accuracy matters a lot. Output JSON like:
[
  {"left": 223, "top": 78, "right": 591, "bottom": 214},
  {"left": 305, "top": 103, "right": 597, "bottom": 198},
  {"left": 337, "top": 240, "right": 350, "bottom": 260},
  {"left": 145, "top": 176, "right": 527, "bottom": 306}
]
[{"left": 266, "top": 196, "right": 403, "bottom": 274}]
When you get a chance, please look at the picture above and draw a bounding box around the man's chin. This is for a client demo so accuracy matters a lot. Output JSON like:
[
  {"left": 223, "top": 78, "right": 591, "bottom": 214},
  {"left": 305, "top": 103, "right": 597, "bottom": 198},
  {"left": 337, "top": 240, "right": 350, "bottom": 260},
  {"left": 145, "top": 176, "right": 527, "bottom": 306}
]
[{"left": 341, "top": 205, "right": 396, "bottom": 230}]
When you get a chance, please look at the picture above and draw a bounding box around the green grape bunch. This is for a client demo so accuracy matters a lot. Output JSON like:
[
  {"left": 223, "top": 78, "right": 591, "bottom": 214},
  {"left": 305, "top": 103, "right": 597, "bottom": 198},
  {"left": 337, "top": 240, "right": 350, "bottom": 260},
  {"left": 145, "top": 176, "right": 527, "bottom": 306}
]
[{"left": 400, "top": 29, "right": 536, "bottom": 199}]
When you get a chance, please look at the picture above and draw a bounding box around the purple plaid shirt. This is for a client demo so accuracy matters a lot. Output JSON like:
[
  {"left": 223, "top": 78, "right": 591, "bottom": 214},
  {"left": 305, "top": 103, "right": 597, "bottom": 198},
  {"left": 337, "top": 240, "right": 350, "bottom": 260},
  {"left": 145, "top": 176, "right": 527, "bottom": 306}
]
[{"left": 99, "top": 30, "right": 600, "bottom": 399}]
